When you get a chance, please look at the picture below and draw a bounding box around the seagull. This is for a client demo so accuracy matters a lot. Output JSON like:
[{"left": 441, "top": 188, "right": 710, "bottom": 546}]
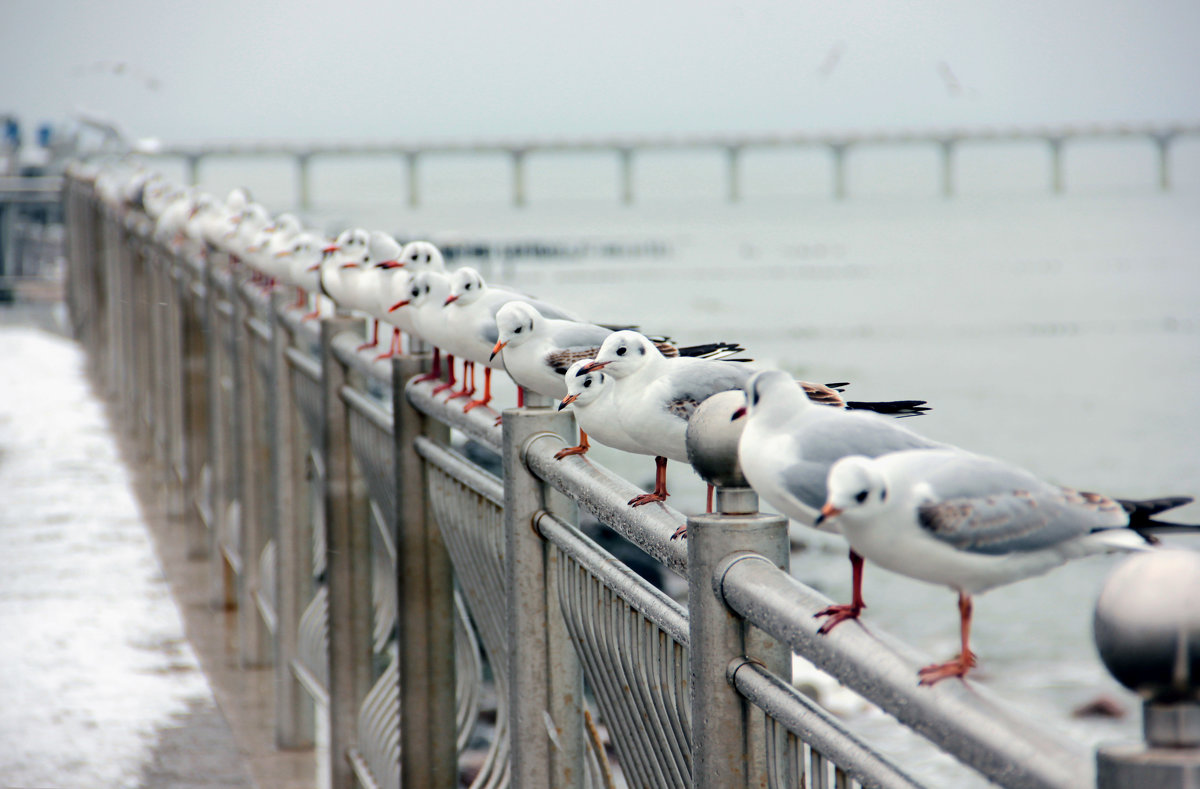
[
  {"left": 273, "top": 231, "right": 329, "bottom": 313},
  {"left": 441, "top": 267, "right": 579, "bottom": 411},
  {"left": 557, "top": 359, "right": 649, "bottom": 459},
  {"left": 358, "top": 231, "right": 406, "bottom": 358},
  {"left": 390, "top": 270, "right": 457, "bottom": 390},
  {"left": 581, "top": 332, "right": 929, "bottom": 516},
  {"left": 733, "top": 369, "right": 944, "bottom": 632},
  {"left": 579, "top": 330, "right": 753, "bottom": 509},
  {"left": 819, "top": 448, "right": 1196, "bottom": 685},
  {"left": 319, "top": 228, "right": 370, "bottom": 309},
  {"left": 397, "top": 240, "right": 447, "bottom": 273},
  {"left": 490, "top": 301, "right": 745, "bottom": 401}
]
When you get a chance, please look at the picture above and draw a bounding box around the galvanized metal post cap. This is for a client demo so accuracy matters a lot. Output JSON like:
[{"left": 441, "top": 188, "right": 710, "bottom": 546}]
[
  {"left": 685, "top": 390, "right": 748, "bottom": 488},
  {"left": 1094, "top": 550, "right": 1200, "bottom": 701}
]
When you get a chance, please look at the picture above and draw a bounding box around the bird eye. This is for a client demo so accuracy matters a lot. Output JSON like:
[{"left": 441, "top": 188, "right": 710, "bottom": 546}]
[
  {"left": 855, "top": 490, "right": 869, "bottom": 504},
  {"left": 616, "top": 346, "right": 627, "bottom": 356},
  {"left": 514, "top": 326, "right": 522, "bottom": 334},
  {"left": 465, "top": 283, "right": 472, "bottom": 290},
  {"left": 583, "top": 378, "right": 592, "bottom": 388}
]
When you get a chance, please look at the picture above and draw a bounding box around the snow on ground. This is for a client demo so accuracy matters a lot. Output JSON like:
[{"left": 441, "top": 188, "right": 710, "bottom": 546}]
[{"left": 0, "top": 326, "right": 223, "bottom": 788}]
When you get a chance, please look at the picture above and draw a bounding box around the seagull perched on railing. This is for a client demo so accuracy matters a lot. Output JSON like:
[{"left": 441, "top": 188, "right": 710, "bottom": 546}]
[
  {"left": 440, "top": 267, "right": 580, "bottom": 412},
  {"left": 557, "top": 359, "right": 648, "bottom": 460},
  {"left": 390, "top": 270, "right": 458, "bottom": 390},
  {"left": 355, "top": 231, "right": 406, "bottom": 358},
  {"left": 733, "top": 369, "right": 945, "bottom": 632},
  {"left": 818, "top": 448, "right": 1196, "bottom": 685},
  {"left": 580, "top": 331, "right": 929, "bottom": 521},
  {"left": 491, "top": 301, "right": 746, "bottom": 401},
  {"left": 319, "top": 227, "right": 370, "bottom": 308}
]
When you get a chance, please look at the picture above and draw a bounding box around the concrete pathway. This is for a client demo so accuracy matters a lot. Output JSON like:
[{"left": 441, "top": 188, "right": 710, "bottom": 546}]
[{"left": 0, "top": 309, "right": 312, "bottom": 788}]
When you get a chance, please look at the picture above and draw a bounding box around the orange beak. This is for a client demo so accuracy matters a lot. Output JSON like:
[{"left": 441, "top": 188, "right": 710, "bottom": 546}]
[
  {"left": 388, "top": 299, "right": 410, "bottom": 312},
  {"left": 558, "top": 393, "right": 579, "bottom": 411},
  {"left": 307, "top": 262, "right": 321, "bottom": 271},
  {"left": 275, "top": 249, "right": 291, "bottom": 258},
  {"left": 730, "top": 406, "right": 747, "bottom": 421},
  {"left": 489, "top": 339, "right": 506, "bottom": 361},
  {"left": 340, "top": 262, "right": 359, "bottom": 269},
  {"left": 444, "top": 294, "right": 459, "bottom": 305},
  {"left": 579, "top": 360, "right": 608, "bottom": 374},
  {"left": 815, "top": 503, "right": 842, "bottom": 527},
  {"left": 322, "top": 244, "right": 341, "bottom": 254}
]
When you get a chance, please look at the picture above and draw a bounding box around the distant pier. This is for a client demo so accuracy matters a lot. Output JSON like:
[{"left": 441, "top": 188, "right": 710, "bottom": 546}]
[{"left": 142, "top": 122, "right": 1200, "bottom": 209}]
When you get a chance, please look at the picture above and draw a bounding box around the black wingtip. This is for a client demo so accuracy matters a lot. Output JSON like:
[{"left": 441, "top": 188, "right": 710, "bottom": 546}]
[{"left": 845, "top": 399, "right": 932, "bottom": 418}]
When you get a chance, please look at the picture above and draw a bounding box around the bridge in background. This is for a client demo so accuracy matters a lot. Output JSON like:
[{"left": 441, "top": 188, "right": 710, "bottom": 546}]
[{"left": 141, "top": 121, "right": 1200, "bottom": 209}]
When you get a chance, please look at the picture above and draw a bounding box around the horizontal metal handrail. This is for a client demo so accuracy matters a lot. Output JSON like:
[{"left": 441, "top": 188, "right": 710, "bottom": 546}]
[
  {"left": 728, "top": 657, "right": 924, "bottom": 789},
  {"left": 522, "top": 429, "right": 689, "bottom": 577},
  {"left": 405, "top": 377, "right": 503, "bottom": 455},
  {"left": 718, "top": 552, "right": 1090, "bottom": 789}
]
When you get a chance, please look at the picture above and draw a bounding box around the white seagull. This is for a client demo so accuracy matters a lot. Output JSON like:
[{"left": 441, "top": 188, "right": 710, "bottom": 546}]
[
  {"left": 580, "top": 330, "right": 756, "bottom": 512},
  {"left": 733, "top": 369, "right": 942, "bottom": 632},
  {"left": 274, "top": 231, "right": 329, "bottom": 314},
  {"left": 490, "top": 301, "right": 746, "bottom": 402},
  {"left": 319, "top": 228, "right": 370, "bottom": 310},
  {"left": 441, "top": 267, "right": 579, "bottom": 411},
  {"left": 557, "top": 359, "right": 648, "bottom": 459},
  {"left": 581, "top": 332, "right": 927, "bottom": 517},
  {"left": 390, "top": 270, "right": 457, "bottom": 390},
  {"left": 819, "top": 449, "right": 1195, "bottom": 685}
]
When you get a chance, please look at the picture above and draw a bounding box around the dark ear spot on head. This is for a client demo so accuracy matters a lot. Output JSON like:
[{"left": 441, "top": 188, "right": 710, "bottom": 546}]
[
  {"left": 880, "top": 487, "right": 888, "bottom": 503},
  {"left": 637, "top": 346, "right": 645, "bottom": 355}
]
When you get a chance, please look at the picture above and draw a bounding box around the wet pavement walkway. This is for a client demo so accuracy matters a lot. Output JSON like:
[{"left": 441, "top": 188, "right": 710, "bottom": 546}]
[{"left": 0, "top": 305, "right": 313, "bottom": 788}]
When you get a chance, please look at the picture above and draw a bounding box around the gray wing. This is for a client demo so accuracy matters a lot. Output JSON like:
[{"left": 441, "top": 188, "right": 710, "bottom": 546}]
[
  {"left": 476, "top": 318, "right": 500, "bottom": 346},
  {"left": 530, "top": 298, "right": 581, "bottom": 322},
  {"left": 915, "top": 454, "right": 1128, "bottom": 555},
  {"left": 774, "top": 459, "right": 830, "bottom": 511},
  {"left": 549, "top": 321, "right": 612, "bottom": 349},
  {"left": 769, "top": 414, "right": 939, "bottom": 509},
  {"left": 799, "top": 411, "right": 942, "bottom": 466}
]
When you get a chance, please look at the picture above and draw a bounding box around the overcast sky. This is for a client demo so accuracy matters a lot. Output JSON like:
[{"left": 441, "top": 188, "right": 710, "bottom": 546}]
[{"left": 3, "top": 0, "right": 1199, "bottom": 145}]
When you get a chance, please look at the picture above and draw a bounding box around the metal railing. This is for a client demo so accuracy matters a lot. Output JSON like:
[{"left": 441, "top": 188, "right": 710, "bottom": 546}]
[{"left": 63, "top": 166, "right": 1179, "bottom": 789}]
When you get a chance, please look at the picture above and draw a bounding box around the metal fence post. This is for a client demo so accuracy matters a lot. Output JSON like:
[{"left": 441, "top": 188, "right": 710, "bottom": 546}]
[
  {"left": 686, "top": 392, "right": 791, "bottom": 789},
  {"left": 393, "top": 354, "right": 458, "bottom": 787},
  {"left": 269, "top": 296, "right": 316, "bottom": 749},
  {"left": 320, "top": 316, "right": 372, "bottom": 789},
  {"left": 178, "top": 256, "right": 210, "bottom": 559},
  {"left": 503, "top": 406, "right": 586, "bottom": 789},
  {"left": 233, "top": 280, "right": 272, "bottom": 668},
  {"left": 204, "top": 256, "right": 235, "bottom": 610}
]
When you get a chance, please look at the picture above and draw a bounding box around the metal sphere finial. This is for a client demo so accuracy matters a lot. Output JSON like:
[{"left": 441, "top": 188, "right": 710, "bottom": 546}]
[
  {"left": 685, "top": 390, "right": 749, "bottom": 489},
  {"left": 1093, "top": 549, "right": 1200, "bottom": 702}
]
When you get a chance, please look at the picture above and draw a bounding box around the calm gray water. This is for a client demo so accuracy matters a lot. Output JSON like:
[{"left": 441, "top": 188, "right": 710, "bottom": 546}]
[{"left": 190, "top": 150, "right": 1200, "bottom": 785}]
